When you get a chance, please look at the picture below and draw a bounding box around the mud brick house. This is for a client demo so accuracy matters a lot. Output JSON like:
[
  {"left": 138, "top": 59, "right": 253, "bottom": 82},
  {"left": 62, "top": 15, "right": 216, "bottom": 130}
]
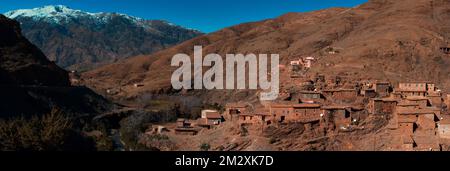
[
  {"left": 238, "top": 114, "right": 258, "bottom": 125},
  {"left": 238, "top": 112, "right": 272, "bottom": 126},
  {"left": 322, "top": 89, "right": 357, "bottom": 102},
  {"left": 201, "top": 110, "right": 223, "bottom": 125},
  {"left": 373, "top": 81, "right": 391, "bottom": 97},
  {"left": 426, "top": 107, "right": 442, "bottom": 120},
  {"left": 428, "top": 94, "right": 443, "bottom": 107},
  {"left": 321, "top": 106, "right": 352, "bottom": 129},
  {"left": 291, "top": 104, "right": 322, "bottom": 123},
  {"left": 438, "top": 116, "right": 450, "bottom": 139},
  {"left": 361, "top": 88, "right": 377, "bottom": 98},
  {"left": 269, "top": 104, "right": 294, "bottom": 123},
  {"left": 400, "top": 135, "right": 415, "bottom": 151},
  {"left": 225, "top": 103, "right": 248, "bottom": 121},
  {"left": 350, "top": 106, "right": 367, "bottom": 121},
  {"left": 405, "top": 96, "right": 430, "bottom": 108},
  {"left": 269, "top": 103, "right": 322, "bottom": 124},
  {"left": 416, "top": 113, "right": 438, "bottom": 135},
  {"left": 396, "top": 108, "right": 436, "bottom": 136},
  {"left": 396, "top": 102, "right": 420, "bottom": 111},
  {"left": 396, "top": 82, "right": 432, "bottom": 97},
  {"left": 412, "top": 135, "right": 441, "bottom": 151},
  {"left": 368, "top": 98, "right": 397, "bottom": 115}
]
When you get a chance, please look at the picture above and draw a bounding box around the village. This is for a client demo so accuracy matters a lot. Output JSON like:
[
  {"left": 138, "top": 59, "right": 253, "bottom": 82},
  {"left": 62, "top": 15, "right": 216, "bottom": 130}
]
[{"left": 136, "top": 54, "right": 450, "bottom": 151}]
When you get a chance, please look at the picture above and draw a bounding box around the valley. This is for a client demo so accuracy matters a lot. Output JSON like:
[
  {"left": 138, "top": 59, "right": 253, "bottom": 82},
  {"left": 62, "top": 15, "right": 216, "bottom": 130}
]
[{"left": 2, "top": 0, "right": 450, "bottom": 151}]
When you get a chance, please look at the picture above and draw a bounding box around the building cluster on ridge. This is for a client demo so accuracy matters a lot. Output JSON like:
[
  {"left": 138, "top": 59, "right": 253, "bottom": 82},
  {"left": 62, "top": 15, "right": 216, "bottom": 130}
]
[{"left": 167, "top": 57, "right": 450, "bottom": 151}]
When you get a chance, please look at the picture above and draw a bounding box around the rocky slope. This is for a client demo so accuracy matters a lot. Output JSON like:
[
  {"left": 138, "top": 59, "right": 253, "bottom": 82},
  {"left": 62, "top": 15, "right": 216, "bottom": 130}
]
[
  {"left": 0, "top": 14, "right": 112, "bottom": 118},
  {"left": 0, "top": 14, "right": 69, "bottom": 86},
  {"left": 4, "top": 5, "right": 203, "bottom": 71},
  {"left": 83, "top": 0, "right": 450, "bottom": 103}
]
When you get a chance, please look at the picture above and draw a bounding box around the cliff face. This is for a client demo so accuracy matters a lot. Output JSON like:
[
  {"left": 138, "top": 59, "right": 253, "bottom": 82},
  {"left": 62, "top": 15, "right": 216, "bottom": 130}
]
[
  {"left": 0, "top": 14, "right": 70, "bottom": 86},
  {"left": 0, "top": 14, "right": 112, "bottom": 118}
]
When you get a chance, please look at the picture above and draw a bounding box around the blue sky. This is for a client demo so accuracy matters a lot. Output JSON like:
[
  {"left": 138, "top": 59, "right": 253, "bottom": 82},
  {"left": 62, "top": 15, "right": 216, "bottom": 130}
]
[{"left": 0, "top": 0, "right": 367, "bottom": 33}]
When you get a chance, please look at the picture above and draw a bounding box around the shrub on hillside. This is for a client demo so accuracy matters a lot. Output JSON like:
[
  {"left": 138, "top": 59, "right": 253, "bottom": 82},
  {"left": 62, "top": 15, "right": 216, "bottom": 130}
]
[{"left": 0, "top": 109, "right": 95, "bottom": 151}]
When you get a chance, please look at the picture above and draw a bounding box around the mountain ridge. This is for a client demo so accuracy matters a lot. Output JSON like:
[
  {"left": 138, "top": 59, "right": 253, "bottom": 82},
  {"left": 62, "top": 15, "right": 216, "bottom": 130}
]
[
  {"left": 82, "top": 0, "right": 450, "bottom": 104},
  {"left": 4, "top": 5, "right": 203, "bottom": 71}
]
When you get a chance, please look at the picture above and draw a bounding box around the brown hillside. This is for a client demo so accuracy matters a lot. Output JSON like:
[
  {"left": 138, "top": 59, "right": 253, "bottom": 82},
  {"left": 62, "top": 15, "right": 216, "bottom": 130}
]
[{"left": 83, "top": 0, "right": 450, "bottom": 103}]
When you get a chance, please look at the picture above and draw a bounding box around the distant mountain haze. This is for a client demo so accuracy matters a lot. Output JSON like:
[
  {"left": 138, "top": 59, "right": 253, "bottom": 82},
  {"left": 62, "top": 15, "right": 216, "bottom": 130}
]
[{"left": 4, "top": 5, "right": 203, "bottom": 71}]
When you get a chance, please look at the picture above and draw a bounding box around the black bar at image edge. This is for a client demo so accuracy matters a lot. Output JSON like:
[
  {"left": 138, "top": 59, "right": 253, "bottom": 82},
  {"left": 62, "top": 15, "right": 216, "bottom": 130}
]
[{"left": 1, "top": 152, "right": 449, "bottom": 169}]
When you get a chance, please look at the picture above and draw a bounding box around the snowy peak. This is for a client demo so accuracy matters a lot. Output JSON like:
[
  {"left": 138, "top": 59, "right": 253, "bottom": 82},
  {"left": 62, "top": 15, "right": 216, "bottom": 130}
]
[
  {"left": 2, "top": 5, "right": 203, "bottom": 70},
  {"left": 3, "top": 5, "right": 147, "bottom": 26},
  {"left": 2, "top": 5, "right": 198, "bottom": 31},
  {"left": 4, "top": 5, "right": 87, "bottom": 19}
]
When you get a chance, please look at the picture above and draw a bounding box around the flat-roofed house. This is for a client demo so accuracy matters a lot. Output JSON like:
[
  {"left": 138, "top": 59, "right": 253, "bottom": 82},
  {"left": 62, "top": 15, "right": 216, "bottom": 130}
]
[
  {"left": 362, "top": 89, "right": 377, "bottom": 98},
  {"left": 368, "top": 98, "right": 398, "bottom": 115},
  {"left": 291, "top": 103, "right": 322, "bottom": 124},
  {"left": 238, "top": 114, "right": 257, "bottom": 125},
  {"left": 405, "top": 96, "right": 430, "bottom": 108},
  {"left": 201, "top": 110, "right": 223, "bottom": 125},
  {"left": 238, "top": 110, "right": 272, "bottom": 126},
  {"left": 373, "top": 81, "right": 391, "bottom": 97},
  {"left": 396, "top": 102, "right": 420, "bottom": 111},
  {"left": 225, "top": 103, "right": 248, "bottom": 121},
  {"left": 396, "top": 82, "right": 432, "bottom": 97},
  {"left": 427, "top": 94, "right": 442, "bottom": 107},
  {"left": 396, "top": 108, "right": 436, "bottom": 136},
  {"left": 438, "top": 116, "right": 450, "bottom": 139},
  {"left": 321, "top": 105, "right": 352, "bottom": 130},
  {"left": 412, "top": 135, "right": 441, "bottom": 151},
  {"left": 269, "top": 104, "right": 294, "bottom": 123},
  {"left": 269, "top": 103, "right": 322, "bottom": 124}
]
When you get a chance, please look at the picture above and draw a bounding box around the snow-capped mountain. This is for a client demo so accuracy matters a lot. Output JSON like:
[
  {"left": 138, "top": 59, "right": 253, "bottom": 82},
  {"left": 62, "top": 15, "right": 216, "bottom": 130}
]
[{"left": 3, "top": 5, "right": 203, "bottom": 70}]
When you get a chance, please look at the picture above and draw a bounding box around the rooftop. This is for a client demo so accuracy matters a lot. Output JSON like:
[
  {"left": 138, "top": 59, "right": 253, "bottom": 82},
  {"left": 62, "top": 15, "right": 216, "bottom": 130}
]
[
  {"left": 396, "top": 108, "right": 434, "bottom": 115},
  {"left": 397, "top": 102, "right": 419, "bottom": 106},
  {"left": 299, "top": 91, "right": 322, "bottom": 94},
  {"left": 373, "top": 98, "right": 398, "bottom": 102},
  {"left": 399, "top": 81, "right": 433, "bottom": 84},
  {"left": 406, "top": 96, "right": 429, "bottom": 101},
  {"left": 321, "top": 105, "right": 349, "bottom": 110},
  {"left": 292, "top": 103, "right": 321, "bottom": 108},
  {"left": 205, "top": 112, "right": 222, "bottom": 119}
]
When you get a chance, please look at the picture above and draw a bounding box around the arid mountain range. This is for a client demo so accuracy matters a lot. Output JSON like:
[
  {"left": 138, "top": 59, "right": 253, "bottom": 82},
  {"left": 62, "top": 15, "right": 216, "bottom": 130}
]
[
  {"left": 83, "top": 0, "right": 450, "bottom": 104},
  {"left": 4, "top": 5, "right": 203, "bottom": 71}
]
